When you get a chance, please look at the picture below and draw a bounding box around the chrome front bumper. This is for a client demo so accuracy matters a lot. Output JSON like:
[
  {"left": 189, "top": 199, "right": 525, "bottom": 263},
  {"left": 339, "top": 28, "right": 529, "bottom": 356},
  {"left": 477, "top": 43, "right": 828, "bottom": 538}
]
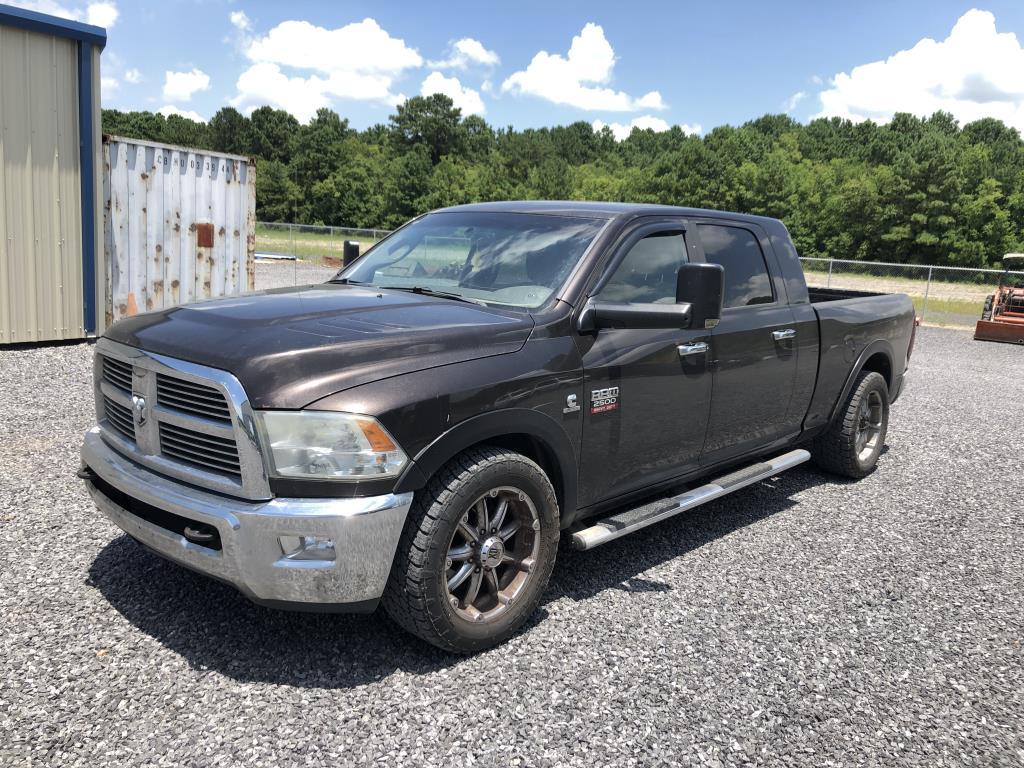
[{"left": 81, "top": 427, "right": 413, "bottom": 611}]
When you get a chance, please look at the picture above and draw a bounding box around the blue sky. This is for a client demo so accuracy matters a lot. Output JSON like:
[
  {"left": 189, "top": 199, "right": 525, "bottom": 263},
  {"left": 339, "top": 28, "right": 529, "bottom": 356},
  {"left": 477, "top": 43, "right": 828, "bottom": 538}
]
[{"left": 11, "top": 0, "right": 1024, "bottom": 136}]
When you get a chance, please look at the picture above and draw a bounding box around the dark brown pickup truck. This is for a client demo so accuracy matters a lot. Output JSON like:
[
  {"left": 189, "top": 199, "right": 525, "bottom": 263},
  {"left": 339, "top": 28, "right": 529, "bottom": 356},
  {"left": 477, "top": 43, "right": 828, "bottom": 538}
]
[{"left": 80, "top": 202, "right": 916, "bottom": 652}]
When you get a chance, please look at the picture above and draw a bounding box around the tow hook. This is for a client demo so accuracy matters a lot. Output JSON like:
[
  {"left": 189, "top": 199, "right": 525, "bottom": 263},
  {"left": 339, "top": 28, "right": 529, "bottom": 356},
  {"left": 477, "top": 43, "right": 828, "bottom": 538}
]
[
  {"left": 183, "top": 525, "right": 217, "bottom": 545},
  {"left": 76, "top": 467, "right": 97, "bottom": 481}
]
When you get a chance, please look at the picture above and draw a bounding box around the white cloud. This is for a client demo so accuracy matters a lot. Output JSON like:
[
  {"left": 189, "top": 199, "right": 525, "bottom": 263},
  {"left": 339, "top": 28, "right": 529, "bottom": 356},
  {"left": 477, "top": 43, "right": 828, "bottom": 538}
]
[
  {"left": 592, "top": 115, "right": 698, "bottom": 141},
  {"left": 421, "top": 71, "right": 485, "bottom": 115},
  {"left": 6, "top": 0, "right": 118, "bottom": 27},
  {"left": 815, "top": 9, "right": 1024, "bottom": 132},
  {"left": 784, "top": 91, "right": 806, "bottom": 113},
  {"left": 123, "top": 68, "right": 142, "bottom": 84},
  {"left": 85, "top": 0, "right": 116, "bottom": 27},
  {"left": 245, "top": 18, "right": 421, "bottom": 74},
  {"left": 162, "top": 68, "right": 211, "bottom": 103},
  {"left": 158, "top": 105, "right": 205, "bottom": 122},
  {"left": 232, "top": 17, "right": 422, "bottom": 120},
  {"left": 502, "top": 23, "right": 665, "bottom": 112},
  {"left": 100, "top": 75, "right": 118, "bottom": 99},
  {"left": 233, "top": 63, "right": 332, "bottom": 121},
  {"left": 229, "top": 10, "right": 251, "bottom": 33},
  {"left": 428, "top": 38, "right": 499, "bottom": 69},
  {"left": 226, "top": 10, "right": 254, "bottom": 53}
]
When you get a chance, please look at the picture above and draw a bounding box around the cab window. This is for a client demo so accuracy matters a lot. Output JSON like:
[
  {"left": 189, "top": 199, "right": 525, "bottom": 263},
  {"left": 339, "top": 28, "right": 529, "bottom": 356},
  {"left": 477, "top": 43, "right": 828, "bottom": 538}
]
[
  {"left": 698, "top": 224, "right": 774, "bottom": 307},
  {"left": 599, "top": 231, "right": 687, "bottom": 304}
]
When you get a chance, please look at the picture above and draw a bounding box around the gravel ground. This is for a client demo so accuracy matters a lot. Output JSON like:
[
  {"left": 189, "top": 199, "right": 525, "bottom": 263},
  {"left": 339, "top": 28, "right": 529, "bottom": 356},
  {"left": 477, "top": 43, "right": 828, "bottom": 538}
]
[
  {"left": 255, "top": 259, "right": 338, "bottom": 291},
  {"left": 1, "top": 327, "right": 1022, "bottom": 767}
]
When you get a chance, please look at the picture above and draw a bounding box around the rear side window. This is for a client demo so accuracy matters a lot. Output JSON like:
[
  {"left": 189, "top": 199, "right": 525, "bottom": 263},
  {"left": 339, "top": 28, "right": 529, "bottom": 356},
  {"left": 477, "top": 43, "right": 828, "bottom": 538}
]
[
  {"left": 599, "top": 232, "right": 687, "bottom": 304},
  {"left": 698, "top": 225, "right": 774, "bottom": 307}
]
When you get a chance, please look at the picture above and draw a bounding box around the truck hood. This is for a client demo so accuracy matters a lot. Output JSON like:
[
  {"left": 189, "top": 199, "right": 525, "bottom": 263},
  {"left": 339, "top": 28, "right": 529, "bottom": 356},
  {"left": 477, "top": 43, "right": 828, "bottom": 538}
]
[{"left": 104, "top": 284, "right": 535, "bottom": 409}]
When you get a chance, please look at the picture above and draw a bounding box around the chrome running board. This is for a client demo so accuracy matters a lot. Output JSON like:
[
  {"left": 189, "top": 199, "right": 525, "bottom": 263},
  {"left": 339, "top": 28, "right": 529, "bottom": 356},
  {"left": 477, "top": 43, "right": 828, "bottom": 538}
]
[{"left": 569, "top": 449, "right": 810, "bottom": 551}]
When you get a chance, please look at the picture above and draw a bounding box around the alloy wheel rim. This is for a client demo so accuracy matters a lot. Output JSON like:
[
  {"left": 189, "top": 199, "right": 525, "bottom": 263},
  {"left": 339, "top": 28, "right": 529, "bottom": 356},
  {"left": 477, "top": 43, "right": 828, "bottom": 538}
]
[
  {"left": 444, "top": 486, "right": 540, "bottom": 623},
  {"left": 855, "top": 390, "right": 884, "bottom": 461}
]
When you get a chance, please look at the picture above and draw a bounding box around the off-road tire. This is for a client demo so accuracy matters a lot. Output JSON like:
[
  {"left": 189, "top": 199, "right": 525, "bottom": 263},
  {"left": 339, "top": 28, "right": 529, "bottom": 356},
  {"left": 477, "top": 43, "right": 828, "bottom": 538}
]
[
  {"left": 811, "top": 370, "right": 889, "bottom": 478},
  {"left": 382, "top": 447, "right": 559, "bottom": 653}
]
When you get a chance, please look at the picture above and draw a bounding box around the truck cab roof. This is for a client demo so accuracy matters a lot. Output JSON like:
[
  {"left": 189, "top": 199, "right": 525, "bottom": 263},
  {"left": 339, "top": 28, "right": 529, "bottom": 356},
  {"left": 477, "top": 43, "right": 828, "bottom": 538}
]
[{"left": 437, "top": 200, "right": 782, "bottom": 227}]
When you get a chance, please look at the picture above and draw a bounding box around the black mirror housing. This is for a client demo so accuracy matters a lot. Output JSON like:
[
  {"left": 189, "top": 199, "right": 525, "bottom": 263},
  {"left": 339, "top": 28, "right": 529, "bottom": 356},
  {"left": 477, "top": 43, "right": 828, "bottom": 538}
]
[
  {"left": 677, "top": 263, "right": 724, "bottom": 329},
  {"left": 577, "top": 300, "right": 691, "bottom": 332}
]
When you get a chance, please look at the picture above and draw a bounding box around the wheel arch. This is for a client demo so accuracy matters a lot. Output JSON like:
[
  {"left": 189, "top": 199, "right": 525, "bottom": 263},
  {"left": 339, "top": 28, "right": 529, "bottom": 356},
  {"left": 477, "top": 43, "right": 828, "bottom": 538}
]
[
  {"left": 828, "top": 339, "right": 895, "bottom": 426},
  {"left": 860, "top": 350, "right": 892, "bottom": 390},
  {"left": 393, "top": 409, "right": 578, "bottom": 525}
]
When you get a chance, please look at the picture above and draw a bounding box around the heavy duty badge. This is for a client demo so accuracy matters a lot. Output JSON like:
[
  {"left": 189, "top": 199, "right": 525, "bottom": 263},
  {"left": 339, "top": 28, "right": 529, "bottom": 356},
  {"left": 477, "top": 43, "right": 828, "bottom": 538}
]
[{"left": 590, "top": 386, "right": 619, "bottom": 414}]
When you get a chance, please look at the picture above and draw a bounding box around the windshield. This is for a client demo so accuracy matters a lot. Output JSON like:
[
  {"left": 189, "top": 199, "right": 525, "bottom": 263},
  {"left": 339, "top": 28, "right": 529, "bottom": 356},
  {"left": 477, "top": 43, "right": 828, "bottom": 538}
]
[{"left": 333, "top": 211, "right": 605, "bottom": 310}]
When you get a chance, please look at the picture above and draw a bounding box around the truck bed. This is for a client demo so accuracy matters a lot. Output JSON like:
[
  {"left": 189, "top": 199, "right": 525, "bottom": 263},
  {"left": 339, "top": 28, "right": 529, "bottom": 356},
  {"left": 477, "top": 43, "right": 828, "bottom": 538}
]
[
  {"left": 807, "top": 286, "right": 885, "bottom": 303},
  {"left": 801, "top": 289, "right": 916, "bottom": 432}
]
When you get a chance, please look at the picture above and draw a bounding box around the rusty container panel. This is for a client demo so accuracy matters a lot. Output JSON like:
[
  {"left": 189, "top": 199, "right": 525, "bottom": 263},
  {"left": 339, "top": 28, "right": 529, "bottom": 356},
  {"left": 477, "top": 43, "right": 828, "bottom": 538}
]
[{"left": 101, "top": 136, "right": 255, "bottom": 327}]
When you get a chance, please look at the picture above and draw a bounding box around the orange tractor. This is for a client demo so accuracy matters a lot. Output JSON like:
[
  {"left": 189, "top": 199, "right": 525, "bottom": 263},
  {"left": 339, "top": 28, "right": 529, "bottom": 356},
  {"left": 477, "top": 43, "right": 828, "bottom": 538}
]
[{"left": 975, "top": 254, "right": 1024, "bottom": 345}]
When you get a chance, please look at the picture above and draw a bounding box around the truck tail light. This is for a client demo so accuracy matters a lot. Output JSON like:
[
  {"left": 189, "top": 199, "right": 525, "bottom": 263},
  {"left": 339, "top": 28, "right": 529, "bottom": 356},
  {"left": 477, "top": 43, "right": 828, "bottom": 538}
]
[{"left": 908, "top": 316, "right": 920, "bottom": 361}]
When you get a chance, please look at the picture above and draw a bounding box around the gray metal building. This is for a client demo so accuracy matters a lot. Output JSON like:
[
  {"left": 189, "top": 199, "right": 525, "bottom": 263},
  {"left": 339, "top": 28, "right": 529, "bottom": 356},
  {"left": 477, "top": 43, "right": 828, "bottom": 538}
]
[{"left": 0, "top": 4, "right": 105, "bottom": 344}]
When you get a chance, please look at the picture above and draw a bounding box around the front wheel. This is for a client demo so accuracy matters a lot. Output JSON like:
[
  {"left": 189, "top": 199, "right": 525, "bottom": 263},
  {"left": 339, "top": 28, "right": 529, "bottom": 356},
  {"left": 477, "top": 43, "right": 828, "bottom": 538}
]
[
  {"left": 811, "top": 370, "right": 889, "bottom": 478},
  {"left": 382, "top": 447, "right": 559, "bottom": 653}
]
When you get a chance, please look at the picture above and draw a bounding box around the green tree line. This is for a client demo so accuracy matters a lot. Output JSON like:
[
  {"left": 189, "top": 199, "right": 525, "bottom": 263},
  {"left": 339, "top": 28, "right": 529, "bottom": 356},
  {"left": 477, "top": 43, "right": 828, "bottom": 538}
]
[{"left": 103, "top": 95, "right": 1024, "bottom": 268}]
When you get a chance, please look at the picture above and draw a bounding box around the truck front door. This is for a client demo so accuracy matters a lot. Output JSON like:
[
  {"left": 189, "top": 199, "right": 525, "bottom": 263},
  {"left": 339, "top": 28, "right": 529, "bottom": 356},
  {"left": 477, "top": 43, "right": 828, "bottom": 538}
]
[{"left": 576, "top": 221, "right": 713, "bottom": 508}]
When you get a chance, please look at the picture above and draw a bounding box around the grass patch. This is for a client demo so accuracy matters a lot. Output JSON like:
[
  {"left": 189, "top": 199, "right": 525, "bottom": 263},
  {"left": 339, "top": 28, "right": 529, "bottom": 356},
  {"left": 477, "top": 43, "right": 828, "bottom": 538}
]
[
  {"left": 256, "top": 224, "right": 386, "bottom": 260},
  {"left": 910, "top": 296, "right": 982, "bottom": 328}
]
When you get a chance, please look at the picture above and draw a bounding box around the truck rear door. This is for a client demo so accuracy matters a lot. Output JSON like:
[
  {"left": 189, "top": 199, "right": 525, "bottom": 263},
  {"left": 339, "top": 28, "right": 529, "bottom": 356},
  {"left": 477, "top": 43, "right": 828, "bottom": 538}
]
[{"left": 693, "top": 221, "right": 801, "bottom": 465}]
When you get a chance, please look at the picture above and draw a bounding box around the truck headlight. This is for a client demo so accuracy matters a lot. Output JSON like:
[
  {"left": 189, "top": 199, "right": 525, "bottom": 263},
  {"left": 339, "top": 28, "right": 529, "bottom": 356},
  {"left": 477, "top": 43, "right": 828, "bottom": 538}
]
[{"left": 257, "top": 411, "right": 408, "bottom": 480}]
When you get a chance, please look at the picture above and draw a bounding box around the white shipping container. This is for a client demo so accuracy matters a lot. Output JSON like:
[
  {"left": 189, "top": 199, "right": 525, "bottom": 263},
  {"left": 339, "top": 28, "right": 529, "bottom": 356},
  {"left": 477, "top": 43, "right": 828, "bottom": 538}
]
[{"left": 102, "top": 135, "right": 255, "bottom": 327}]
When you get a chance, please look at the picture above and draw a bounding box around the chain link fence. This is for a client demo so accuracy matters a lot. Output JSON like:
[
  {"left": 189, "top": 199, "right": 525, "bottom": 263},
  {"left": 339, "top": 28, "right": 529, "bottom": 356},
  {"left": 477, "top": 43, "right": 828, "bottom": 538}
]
[
  {"left": 252, "top": 222, "right": 1015, "bottom": 330},
  {"left": 254, "top": 222, "right": 390, "bottom": 290},
  {"left": 800, "top": 257, "right": 1023, "bottom": 329}
]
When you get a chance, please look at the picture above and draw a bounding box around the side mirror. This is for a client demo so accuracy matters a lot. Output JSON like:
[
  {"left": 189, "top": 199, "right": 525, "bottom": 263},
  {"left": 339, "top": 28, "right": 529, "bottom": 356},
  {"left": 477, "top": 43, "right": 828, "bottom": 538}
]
[{"left": 677, "top": 263, "right": 724, "bottom": 330}]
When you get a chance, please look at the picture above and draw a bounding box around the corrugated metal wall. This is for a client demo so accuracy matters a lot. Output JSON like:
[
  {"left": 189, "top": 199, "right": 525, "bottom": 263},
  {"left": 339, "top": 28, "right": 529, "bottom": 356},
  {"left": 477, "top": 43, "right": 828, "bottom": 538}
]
[
  {"left": 103, "top": 137, "right": 256, "bottom": 326},
  {"left": 0, "top": 25, "right": 85, "bottom": 343}
]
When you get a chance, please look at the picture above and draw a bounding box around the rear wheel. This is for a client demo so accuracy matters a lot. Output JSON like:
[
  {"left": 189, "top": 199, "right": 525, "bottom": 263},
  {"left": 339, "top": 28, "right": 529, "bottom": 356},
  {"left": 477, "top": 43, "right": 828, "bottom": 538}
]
[
  {"left": 811, "top": 370, "right": 889, "bottom": 478},
  {"left": 382, "top": 447, "right": 559, "bottom": 653}
]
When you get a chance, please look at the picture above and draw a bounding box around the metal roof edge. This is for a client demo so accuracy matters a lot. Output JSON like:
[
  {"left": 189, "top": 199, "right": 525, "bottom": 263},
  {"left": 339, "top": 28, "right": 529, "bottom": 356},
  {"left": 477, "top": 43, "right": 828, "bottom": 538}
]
[
  {"left": 0, "top": 3, "right": 107, "bottom": 48},
  {"left": 103, "top": 134, "right": 256, "bottom": 164}
]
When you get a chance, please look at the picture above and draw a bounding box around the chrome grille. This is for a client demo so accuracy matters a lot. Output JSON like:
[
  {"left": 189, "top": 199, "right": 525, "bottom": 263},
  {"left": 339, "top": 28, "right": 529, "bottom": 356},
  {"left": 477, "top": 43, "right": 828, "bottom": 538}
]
[
  {"left": 157, "top": 374, "right": 232, "bottom": 422},
  {"left": 158, "top": 422, "right": 241, "bottom": 476},
  {"left": 103, "top": 395, "right": 135, "bottom": 441},
  {"left": 102, "top": 356, "right": 133, "bottom": 393},
  {"left": 92, "top": 338, "right": 270, "bottom": 500}
]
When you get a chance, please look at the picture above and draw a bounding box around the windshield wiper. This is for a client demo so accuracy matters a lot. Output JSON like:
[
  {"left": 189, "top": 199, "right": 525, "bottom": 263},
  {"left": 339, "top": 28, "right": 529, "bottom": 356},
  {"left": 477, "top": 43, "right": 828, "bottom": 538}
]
[
  {"left": 328, "top": 277, "right": 369, "bottom": 285},
  {"left": 378, "top": 286, "right": 485, "bottom": 305}
]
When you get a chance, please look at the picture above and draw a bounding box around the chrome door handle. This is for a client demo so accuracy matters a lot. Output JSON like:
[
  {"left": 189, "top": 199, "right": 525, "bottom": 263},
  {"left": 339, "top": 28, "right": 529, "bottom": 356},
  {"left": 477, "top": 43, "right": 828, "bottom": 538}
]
[
  {"left": 678, "top": 342, "right": 709, "bottom": 357},
  {"left": 772, "top": 329, "right": 796, "bottom": 341}
]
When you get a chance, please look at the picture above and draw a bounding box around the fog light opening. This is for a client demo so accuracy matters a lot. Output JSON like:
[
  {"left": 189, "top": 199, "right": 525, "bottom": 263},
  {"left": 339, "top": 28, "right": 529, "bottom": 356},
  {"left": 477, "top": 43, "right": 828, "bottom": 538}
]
[{"left": 279, "top": 534, "right": 336, "bottom": 562}]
